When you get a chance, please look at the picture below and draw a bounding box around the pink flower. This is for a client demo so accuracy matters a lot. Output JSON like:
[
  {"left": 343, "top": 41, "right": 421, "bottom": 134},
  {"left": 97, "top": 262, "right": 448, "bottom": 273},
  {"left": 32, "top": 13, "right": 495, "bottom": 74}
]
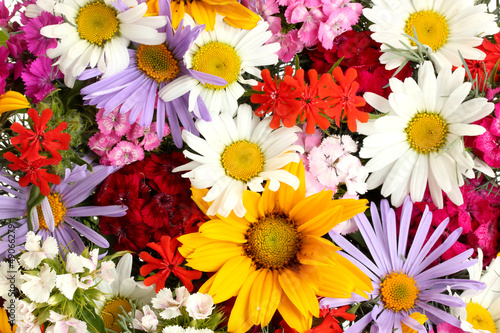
[
  {"left": 88, "top": 132, "right": 120, "bottom": 157},
  {"left": 318, "top": 7, "right": 360, "bottom": 50},
  {"left": 97, "top": 107, "right": 131, "bottom": 136},
  {"left": 474, "top": 114, "right": 500, "bottom": 167},
  {"left": 0, "top": 46, "right": 8, "bottom": 94},
  {"left": 294, "top": 125, "right": 322, "bottom": 170},
  {"left": 185, "top": 293, "right": 215, "bottom": 320},
  {"left": 22, "top": 11, "right": 62, "bottom": 57},
  {"left": 287, "top": 5, "right": 325, "bottom": 47},
  {"left": 268, "top": 30, "right": 304, "bottom": 62},
  {"left": 21, "top": 56, "right": 63, "bottom": 103},
  {"left": 108, "top": 141, "right": 144, "bottom": 166},
  {"left": 254, "top": 0, "right": 281, "bottom": 34}
]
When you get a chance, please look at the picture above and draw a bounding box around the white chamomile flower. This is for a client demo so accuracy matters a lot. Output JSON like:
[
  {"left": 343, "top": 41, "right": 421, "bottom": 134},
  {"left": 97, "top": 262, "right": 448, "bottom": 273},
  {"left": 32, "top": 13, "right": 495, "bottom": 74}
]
[
  {"left": 97, "top": 253, "right": 156, "bottom": 332},
  {"left": 19, "top": 231, "right": 58, "bottom": 270},
  {"left": 363, "top": 0, "right": 499, "bottom": 70},
  {"left": 160, "top": 15, "right": 280, "bottom": 116},
  {"left": 451, "top": 249, "right": 500, "bottom": 333},
  {"left": 40, "top": 0, "right": 167, "bottom": 87},
  {"left": 21, "top": 263, "right": 56, "bottom": 303},
  {"left": 174, "top": 104, "right": 302, "bottom": 217},
  {"left": 358, "top": 61, "right": 493, "bottom": 208}
]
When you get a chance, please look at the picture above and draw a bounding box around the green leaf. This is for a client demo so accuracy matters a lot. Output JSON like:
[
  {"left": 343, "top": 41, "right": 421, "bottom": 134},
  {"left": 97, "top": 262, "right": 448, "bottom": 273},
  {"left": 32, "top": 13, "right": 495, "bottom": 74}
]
[
  {"left": 327, "top": 57, "right": 344, "bottom": 74},
  {"left": 0, "top": 28, "right": 9, "bottom": 47},
  {"left": 71, "top": 154, "right": 93, "bottom": 173},
  {"left": 26, "top": 186, "right": 46, "bottom": 232},
  {"left": 81, "top": 306, "right": 106, "bottom": 333}
]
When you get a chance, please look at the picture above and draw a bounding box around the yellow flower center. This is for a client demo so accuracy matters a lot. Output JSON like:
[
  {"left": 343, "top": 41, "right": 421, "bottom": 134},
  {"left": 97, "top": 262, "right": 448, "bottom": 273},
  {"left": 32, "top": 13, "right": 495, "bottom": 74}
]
[
  {"left": 191, "top": 41, "right": 241, "bottom": 90},
  {"left": 136, "top": 44, "right": 180, "bottom": 83},
  {"left": 466, "top": 302, "right": 497, "bottom": 333},
  {"left": 244, "top": 214, "right": 301, "bottom": 270},
  {"left": 101, "top": 297, "right": 132, "bottom": 332},
  {"left": 76, "top": 1, "right": 119, "bottom": 46},
  {"left": 405, "top": 112, "right": 448, "bottom": 154},
  {"left": 404, "top": 10, "right": 449, "bottom": 51},
  {"left": 380, "top": 272, "right": 419, "bottom": 312},
  {"left": 36, "top": 193, "right": 66, "bottom": 230},
  {"left": 221, "top": 140, "right": 264, "bottom": 182}
]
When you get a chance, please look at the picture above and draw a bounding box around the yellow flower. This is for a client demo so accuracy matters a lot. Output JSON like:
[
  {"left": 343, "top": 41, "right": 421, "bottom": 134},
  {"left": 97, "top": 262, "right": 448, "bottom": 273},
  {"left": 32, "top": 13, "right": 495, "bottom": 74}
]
[
  {"left": 145, "top": 0, "right": 260, "bottom": 31},
  {"left": 0, "top": 308, "right": 16, "bottom": 333},
  {"left": 402, "top": 313, "right": 428, "bottom": 333},
  {"left": 179, "top": 161, "right": 372, "bottom": 333},
  {"left": 0, "top": 91, "right": 30, "bottom": 115}
]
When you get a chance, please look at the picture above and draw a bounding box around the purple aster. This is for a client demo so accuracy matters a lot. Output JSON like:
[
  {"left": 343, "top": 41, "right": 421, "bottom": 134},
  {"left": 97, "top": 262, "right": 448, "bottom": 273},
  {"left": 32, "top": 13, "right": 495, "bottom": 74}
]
[
  {"left": 0, "top": 164, "right": 127, "bottom": 258},
  {"left": 21, "top": 56, "right": 63, "bottom": 103},
  {"left": 80, "top": 0, "right": 225, "bottom": 148},
  {"left": 320, "top": 197, "right": 486, "bottom": 332},
  {"left": 21, "top": 11, "right": 62, "bottom": 57}
]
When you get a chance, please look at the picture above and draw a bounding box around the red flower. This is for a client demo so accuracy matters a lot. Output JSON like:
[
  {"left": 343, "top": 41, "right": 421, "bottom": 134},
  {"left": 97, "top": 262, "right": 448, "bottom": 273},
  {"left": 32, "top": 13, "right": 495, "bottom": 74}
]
[
  {"left": 276, "top": 306, "right": 355, "bottom": 333},
  {"left": 139, "top": 236, "right": 202, "bottom": 292},
  {"left": 251, "top": 67, "right": 302, "bottom": 128},
  {"left": 283, "top": 68, "right": 336, "bottom": 134},
  {"left": 322, "top": 67, "right": 368, "bottom": 132},
  {"left": 99, "top": 214, "right": 151, "bottom": 253},
  {"left": 144, "top": 152, "right": 190, "bottom": 194},
  {"left": 10, "top": 108, "right": 71, "bottom": 162},
  {"left": 3, "top": 152, "right": 60, "bottom": 195}
]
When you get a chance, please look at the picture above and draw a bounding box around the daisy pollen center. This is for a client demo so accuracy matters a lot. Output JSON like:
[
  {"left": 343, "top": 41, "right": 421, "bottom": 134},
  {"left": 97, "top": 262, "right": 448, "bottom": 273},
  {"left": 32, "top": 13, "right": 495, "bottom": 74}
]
[
  {"left": 136, "top": 44, "right": 180, "bottom": 83},
  {"left": 76, "top": 1, "right": 119, "bottom": 46},
  {"left": 101, "top": 296, "right": 132, "bottom": 332},
  {"left": 404, "top": 10, "right": 449, "bottom": 51},
  {"left": 191, "top": 41, "right": 241, "bottom": 90},
  {"left": 405, "top": 112, "right": 448, "bottom": 154},
  {"left": 36, "top": 192, "right": 66, "bottom": 230},
  {"left": 380, "top": 272, "right": 419, "bottom": 312},
  {"left": 465, "top": 302, "right": 497, "bottom": 333},
  {"left": 244, "top": 214, "right": 301, "bottom": 269},
  {"left": 221, "top": 140, "right": 264, "bottom": 182}
]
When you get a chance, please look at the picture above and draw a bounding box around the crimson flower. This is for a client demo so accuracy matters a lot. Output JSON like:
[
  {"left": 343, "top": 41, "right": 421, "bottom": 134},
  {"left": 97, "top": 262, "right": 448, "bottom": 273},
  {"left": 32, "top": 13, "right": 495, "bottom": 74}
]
[
  {"left": 10, "top": 108, "right": 71, "bottom": 161},
  {"left": 276, "top": 306, "right": 355, "bottom": 333},
  {"left": 139, "top": 235, "right": 202, "bottom": 292},
  {"left": 3, "top": 152, "right": 60, "bottom": 195}
]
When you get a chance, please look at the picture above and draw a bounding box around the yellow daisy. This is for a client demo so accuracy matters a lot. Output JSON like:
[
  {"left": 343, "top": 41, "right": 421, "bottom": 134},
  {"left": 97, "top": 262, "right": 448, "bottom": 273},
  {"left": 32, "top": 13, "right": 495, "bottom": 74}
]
[
  {"left": 0, "top": 91, "right": 30, "bottom": 115},
  {"left": 145, "top": 0, "right": 260, "bottom": 30},
  {"left": 178, "top": 161, "right": 372, "bottom": 333},
  {"left": 0, "top": 308, "right": 16, "bottom": 333}
]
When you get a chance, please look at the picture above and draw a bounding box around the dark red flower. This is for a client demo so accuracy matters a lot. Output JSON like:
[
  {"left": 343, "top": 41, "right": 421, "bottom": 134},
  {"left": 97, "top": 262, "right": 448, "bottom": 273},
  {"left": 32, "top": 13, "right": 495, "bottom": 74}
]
[
  {"left": 144, "top": 152, "right": 190, "bottom": 194},
  {"left": 10, "top": 108, "right": 71, "bottom": 162},
  {"left": 139, "top": 236, "right": 202, "bottom": 292},
  {"left": 95, "top": 173, "right": 148, "bottom": 212},
  {"left": 3, "top": 152, "right": 60, "bottom": 195},
  {"left": 99, "top": 214, "right": 151, "bottom": 253}
]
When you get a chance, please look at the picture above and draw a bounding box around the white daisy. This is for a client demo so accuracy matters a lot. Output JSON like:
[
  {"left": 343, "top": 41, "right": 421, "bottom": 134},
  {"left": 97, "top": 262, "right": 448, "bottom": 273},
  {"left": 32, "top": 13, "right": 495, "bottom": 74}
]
[
  {"left": 363, "top": 0, "right": 499, "bottom": 70},
  {"left": 174, "top": 104, "right": 302, "bottom": 217},
  {"left": 357, "top": 61, "right": 493, "bottom": 208},
  {"left": 160, "top": 15, "right": 280, "bottom": 116},
  {"left": 40, "top": 0, "right": 167, "bottom": 87},
  {"left": 451, "top": 249, "right": 500, "bottom": 333},
  {"left": 96, "top": 253, "right": 156, "bottom": 332}
]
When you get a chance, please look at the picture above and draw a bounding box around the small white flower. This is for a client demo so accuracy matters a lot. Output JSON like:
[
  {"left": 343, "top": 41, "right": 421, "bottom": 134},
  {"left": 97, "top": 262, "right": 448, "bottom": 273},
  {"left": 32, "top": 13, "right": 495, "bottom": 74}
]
[
  {"left": 65, "top": 253, "right": 85, "bottom": 274},
  {"left": 152, "top": 288, "right": 183, "bottom": 319},
  {"left": 55, "top": 274, "right": 79, "bottom": 300},
  {"left": 20, "top": 232, "right": 58, "bottom": 269},
  {"left": 46, "top": 311, "right": 88, "bottom": 333},
  {"left": 21, "top": 263, "right": 56, "bottom": 303},
  {"left": 133, "top": 305, "right": 158, "bottom": 332},
  {"left": 185, "top": 293, "right": 214, "bottom": 320},
  {"left": 97, "top": 260, "right": 116, "bottom": 283},
  {"left": 17, "top": 300, "right": 37, "bottom": 323},
  {"left": 162, "top": 326, "right": 186, "bottom": 333}
]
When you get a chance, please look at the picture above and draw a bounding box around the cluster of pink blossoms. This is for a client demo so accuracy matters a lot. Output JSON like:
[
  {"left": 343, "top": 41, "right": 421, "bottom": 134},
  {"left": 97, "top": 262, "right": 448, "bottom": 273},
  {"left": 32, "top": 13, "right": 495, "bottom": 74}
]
[
  {"left": 249, "top": 0, "right": 362, "bottom": 62},
  {"left": 88, "top": 108, "right": 170, "bottom": 166}
]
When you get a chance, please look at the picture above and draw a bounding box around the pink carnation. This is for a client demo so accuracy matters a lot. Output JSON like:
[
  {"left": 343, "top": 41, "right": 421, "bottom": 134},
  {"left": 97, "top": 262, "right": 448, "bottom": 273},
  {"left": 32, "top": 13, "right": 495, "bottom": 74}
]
[
  {"left": 22, "top": 11, "right": 62, "bottom": 57},
  {"left": 268, "top": 29, "right": 304, "bottom": 62},
  {"left": 108, "top": 141, "right": 144, "bottom": 166},
  {"left": 97, "top": 107, "right": 131, "bottom": 136},
  {"left": 21, "top": 56, "right": 63, "bottom": 103},
  {"left": 88, "top": 132, "right": 121, "bottom": 157},
  {"left": 473, "top": 114, "right": 500, "bottom": 167}
]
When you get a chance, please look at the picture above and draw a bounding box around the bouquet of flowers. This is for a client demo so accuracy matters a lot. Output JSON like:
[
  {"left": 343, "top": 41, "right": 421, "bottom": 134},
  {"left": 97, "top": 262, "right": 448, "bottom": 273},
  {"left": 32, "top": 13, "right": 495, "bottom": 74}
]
[{"left": 1, "top": 0, "right": 500, "bottom": 331}]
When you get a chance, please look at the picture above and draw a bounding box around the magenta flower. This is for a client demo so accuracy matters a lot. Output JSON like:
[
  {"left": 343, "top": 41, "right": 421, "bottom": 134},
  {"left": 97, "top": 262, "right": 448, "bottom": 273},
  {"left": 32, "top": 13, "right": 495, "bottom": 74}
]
[
  {"left": 96, "top": 107, "right": 131, "bottom": 136},
  {"left": 0, "top": 46, "right": 8, "bottom": 94},
  {"left": 21, "top": 57, "right": 63, "bottom": 103},
  {"left": 474, "top": 113, "right": 500, "bottom": 167},
  {"left": 88, "top": 132, "right": 121, "bottom": 158},
  {"left": 22, "top": 11, "right": 62, "bottom": 57}
]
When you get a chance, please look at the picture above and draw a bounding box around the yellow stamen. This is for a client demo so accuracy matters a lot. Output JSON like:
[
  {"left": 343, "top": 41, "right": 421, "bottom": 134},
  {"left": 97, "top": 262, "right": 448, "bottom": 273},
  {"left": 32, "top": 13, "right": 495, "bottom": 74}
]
[
  {"left": 244, "top": 214, "right": 301, "bottom": 270},
  {"left": 221, "top": 140, "right": 264, "bottom": 182},
  {"left": 36, "top": 193, "right": 66, "bottom": 230},
  {"left": 136, "top": 44, "right": 180, "bottom": 83},
  {"left": 76, "top": 1, "right": 119, "bottom": 45},
  {"left": 101, "top": 297, "right": 132, "bottom": 332},
  {"left": 191, "top": 41, "right": 241, "bottom": 90},
  {"left": 404, "top": 10, "right": 449, "bottom": 51},
  {"left": 380, "top": 272, "right": 419, "bottom": 312},
  {"left": 405, "top": 112, "right": 448, "bottom": 154},
  {"left": 465, "top": 302, "right": 497, "bottom": 333}
]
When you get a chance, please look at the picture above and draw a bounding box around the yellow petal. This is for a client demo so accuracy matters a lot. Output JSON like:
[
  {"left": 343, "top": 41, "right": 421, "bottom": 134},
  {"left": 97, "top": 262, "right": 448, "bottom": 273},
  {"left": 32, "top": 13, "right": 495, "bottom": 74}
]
[
  {"left": 0, "top": 91, "right": 30, "bottom": 114},
  {"left": 209, "top": 256, "right": 254, "bottom": 303},
  {"left": 185, "top": 241, "right": 243, "bottom": 272},
  {"left": 330, "top": 252, "right": 372, "bottom": 296},
  {"left": 170, "top": 0, "right": 185, "bottom": 29},
  {"left": 190, "top": 187, "right": 212, "bottom": 216},
  {"left": 297, "top": 235, "right": 342, "bottom": 265},
  {"left": 275, "top": 161, "right": 306, "bottom": 215},
  {"left": 248, "top": 269, "right": 282, "bottom": 327},
  {"left": 199, "top": 219, "right": 247, "bottom": 243},
  {"left": 402, "top": 312, "right": 428, "bottom": 333},
  {"left": 289, "top": 190, "right": 334, "bottom": 225},
  {"left": 199, "top": 273, "right": 217, "bottom": 294},
  {"left": 277, "top": 292, "right": 312, "bottom": 333},
  {"left": 296, "top": 206, "right": 343, "bottom": 237},
  {"left": 242, "top": 190, "right": 261, "bottom": 222},
  {"left": 0, "top": 308, "right": 13, "bottom": 333},
  {"left": 278, "top": 268, "right": 319, "bottom": 318},
  {"left": 258, "top": 182, "right": 276, "bottom": 216},
  {"left": 228, "top": 270, "right": 260, "bottom": 333},
  {"left": 178, "top": 233, "right": 213, "bottom": 258},
  {"left": 190, "top": 0, "right": 216, "bottom": 30},
  {"left": 212, "top": 3, "right": 260, "bottom": 30},
  {"left": 329, "top": 198, "right": 369, "bottom": 221}
]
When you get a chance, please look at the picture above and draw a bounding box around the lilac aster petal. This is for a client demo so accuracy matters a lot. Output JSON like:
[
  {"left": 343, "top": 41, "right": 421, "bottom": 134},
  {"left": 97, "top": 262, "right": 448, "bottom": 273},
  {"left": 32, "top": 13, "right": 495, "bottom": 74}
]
[
  {"left": 156, "top": 91, "right": 167, "bottom": 137},
  {"left": 67, "top": 205, "right": 126, "bottom": 217},
  {"left": 64, "top": 217, "right": 109, "bottom": 248},
  {"left": 400, "top": 314, "right": 425, "bottom": 332},
  {"left": 0, "top": 196, "right": 27, "bottom": 218},
  {"left": 55, "top": 224, "right": 85, "bottom": 254},
  {"left": 419, "top": 292, "right": 466, "bottom": 307},
  {"left": 418, "top": 279, "right": 486, "bottom": 291},
  {"left": 383, "top": 202, "right": 399, "bottom": 270},
  {"left": 40, "top": 196, "right": 55, "bottom": 232},
  {"left": 354, "top": 211, "right": 390, "bottom": 273},
  {"left": 0, "top": 184, "right": 25, "bottom": 198},
  {"left": 417, "top": 301, "right": 461, "bottom": 327},
  {"left": 189, "top": 69, "right": 227, "bottom": 86},
  {"left": 344, "top": 309, "right": 375, "bottom": 333},
  {"left": 397, "top": 196, "right": 412, "bottom": 258},
  {"left": 416, "top": 249, "right": 475, "bottom": 281},
  {"left": 196, "top": 95, "right": 211, "bottom": 121},
  {"left": 0, "top": 174, "right": 24, "bottom": 192},
  {"left": 165, "top": 100, "right": 182, "bottom": 147},
  {"left": 403, "top": 205, "right": 432, "bottom": 272}
]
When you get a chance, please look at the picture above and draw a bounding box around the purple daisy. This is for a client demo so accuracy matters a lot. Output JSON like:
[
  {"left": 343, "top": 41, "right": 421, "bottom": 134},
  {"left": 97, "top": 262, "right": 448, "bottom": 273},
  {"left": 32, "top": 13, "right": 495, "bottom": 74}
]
[
  {"left": 0, "top": 164, "right": 127, "bottom": 258},
  {"left": 22, "top": 11, "right": 62, "bottom": 57},
  {"left": 80, "top": 0, "right": 225, "bottom": 148},
  {"left": 21, "top": 56, "right": 63, "bottom": 103},
  {"left": 320, "top": 197, "right": 486, "bottom": 332}
]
